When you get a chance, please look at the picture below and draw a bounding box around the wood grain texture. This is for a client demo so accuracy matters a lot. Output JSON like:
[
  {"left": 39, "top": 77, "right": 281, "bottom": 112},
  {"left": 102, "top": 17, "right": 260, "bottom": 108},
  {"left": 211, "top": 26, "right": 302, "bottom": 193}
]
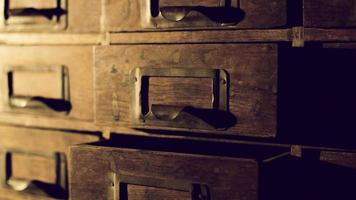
[
  {"left": 320, "top": 151, "right": 356, "bottom": 169},
  {"left": 70, "top": 143, "right": 287, "bottom": 200},
  {"left": 304, "top": 0, "right": 356, "bottom": 28},
  {"left": 127, "top": 185, "right": 191, "bottom": 200},
  {"left": 305, "top": 28, "right": 356, "bottom": 42},
  {"left": 104, "top": 0, "right": 287, "bottom": 31},
  {"left": 0, "top": 45, "right": 95, "bottom": 130},
  {"left": 66, "top": 0, "right": 102, "bottom": 33},
  {"left": 109, "top": 29, "right": 292, "bottom": 44},
  {"left": 0, "top": 33, "right": 104, "bottom": 45},
  {"left": 0, "top": 125, "right": 101, "bottom": 200},
  {"left": 95, "top": 44, "right": 277, "bottom": 137}
]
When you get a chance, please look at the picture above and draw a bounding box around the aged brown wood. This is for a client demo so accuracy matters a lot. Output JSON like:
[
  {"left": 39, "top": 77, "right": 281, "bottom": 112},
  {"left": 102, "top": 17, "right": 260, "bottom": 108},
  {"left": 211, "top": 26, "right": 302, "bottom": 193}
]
[
  {"left": 0, "top": 45, "right": 97, "bottom": 131},
  {"left": 0, "top": 33, "right": 104, "bottom": 45},
  {"left": 0, "top": 125, "right": 101, "bottom": 200},
  {"left": 95, "top": 44, "right": 277, "bottom": 137},
  {"left": 104, "top": 0, "right": 287, "bottom": 31},
  {"left": 69, "top": 138, "right": 290, "bottom": 200},
  {"left": 304, "top": 28, "right": 356, "bottom": 42},
  {"left": 109, "top": 29, "right": 292, "bottom": 44},
  {"left": 304, "top": 0, "right": 356, "bottom": 28}
]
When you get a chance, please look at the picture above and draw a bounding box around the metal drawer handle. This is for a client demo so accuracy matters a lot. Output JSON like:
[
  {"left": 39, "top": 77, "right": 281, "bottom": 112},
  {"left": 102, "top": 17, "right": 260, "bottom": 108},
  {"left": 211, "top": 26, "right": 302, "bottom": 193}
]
[
  {"left": 130, "top": 67, "right": 236, "bottom": 130},
  {"left": 5, "top": 7, "right": 66, "bottom": 20},
  {"left": 4, "top": 0, "right": 66, "bottom": 20},
  {"left": 0, "top": 150, "right": 67, "bottom": 199},
  {"left": 4, "top": 65, "right": 71, "bottom": 115},
  {"left": 160, "top": 6, "right": 244, "bottom": 24},
  {"left": 10, "top": 96, "right": 71, "bottom": 112},
  {"left": 118, "top": 174, "right": 210, "bottom": 200}
]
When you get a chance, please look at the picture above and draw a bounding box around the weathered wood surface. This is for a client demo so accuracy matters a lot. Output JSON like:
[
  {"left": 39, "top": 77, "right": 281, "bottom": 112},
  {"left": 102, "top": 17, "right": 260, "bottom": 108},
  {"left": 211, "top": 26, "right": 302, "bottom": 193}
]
[
  {"left": 0, "top": 125, "right": 101, "bottom": 200},
  {"left": 0, "top": 45, "right": 95, "bottom": 130},
  {"left": 70, "top": 140, "right": 290, "bottom": 200},
  {"left": 104, "top": 0, "right": 287, "bottom": 31},
  {"left": 0, "top": 33, "right": 104, "bottom": 45},
  {"left": 304, "top": 0, "right": 356, "bottom": 28},
  {"left": 305, "top": 28, "right": 356, "bottom": 42},
  {"left": 95, "top": 44, "right": 277, "bottom": 137},
  {"left": 109, "top": 29, "right": 292, "bottom": 44}
]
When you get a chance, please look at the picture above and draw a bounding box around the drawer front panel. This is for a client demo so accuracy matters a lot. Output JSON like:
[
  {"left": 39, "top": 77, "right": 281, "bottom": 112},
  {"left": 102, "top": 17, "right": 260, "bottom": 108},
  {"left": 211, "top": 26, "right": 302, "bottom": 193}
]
[
  {"left": 0, "top": 125, "right": 101, "bottom": 200},
  {"left": 0, "top": 0, "right": 101, "bottom": 32},
  {"left": 0, "top": 46, "right": 94, "bottom": 126},
  {"left": 70, "top": 140, "right": 290, "bottom": 200},
  {"left": 95, "top": 44, "right": 277, "bottom": 137},
  {"left": 104, "top": 0, "right": 288, "bottom": 31},
  {"left": 304, "top": 0, "right": 356, "bottom": 28}
]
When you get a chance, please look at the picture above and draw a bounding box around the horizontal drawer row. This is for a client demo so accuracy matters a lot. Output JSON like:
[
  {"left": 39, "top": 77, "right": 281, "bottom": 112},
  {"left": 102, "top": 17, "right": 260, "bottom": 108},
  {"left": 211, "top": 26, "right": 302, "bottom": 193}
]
[
  {"left": 0, "top": 0, "right": 354, "bottom": 32},
  {"left": 2, "top": 126, "right": 356, "bottom": 200},
  {"left": 0, "top": 125, "right": 101, "bottom": 199},
  {"left": 1, "top": 43, "right": 356, "bottom": 147},
  {"left": 70, "top": 135, "right": 356, "bottom": 200}
]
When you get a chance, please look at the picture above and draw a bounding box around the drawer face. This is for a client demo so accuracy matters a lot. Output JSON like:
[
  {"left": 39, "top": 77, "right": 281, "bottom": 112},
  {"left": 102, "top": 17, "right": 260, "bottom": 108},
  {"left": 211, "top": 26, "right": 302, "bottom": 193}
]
[
  {"left": 70, "top": 146, "right": 261, "bottom": 200},
  {"left": 95, "top": 44, "right": 277, "bottom": 137},
  {"left": 104, "top": 0, "right": 287, "bottom": 31},
  {"left": 0, "top": 46, "right": 94, "bottom": 123},
  {"left": 304, "top": 0, "right": 356, "bottom": 28},
  {"left": 0, "top": 0, "right": 101, "bottom": 32},
  {"left": 0, "top": 125, "right": 100, "bottom": 200}
]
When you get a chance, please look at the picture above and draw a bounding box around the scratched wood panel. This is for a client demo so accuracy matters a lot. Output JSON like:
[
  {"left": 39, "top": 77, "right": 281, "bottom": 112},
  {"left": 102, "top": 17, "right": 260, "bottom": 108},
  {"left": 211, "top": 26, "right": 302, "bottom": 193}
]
[
  {"left": 127, "top": 185, "right": 191, "bottom": 200},
  {"left": 304, "top": 0, "right": 356, "bottom": 28},
  {"left": 70, "top": 140, "right": 290, "bottom": 200},
  {"left": 104, "top": 0, "right": 287, "bottom": 31},
  {"left": 95, "top": 44, "right": 277, "bottom": 137},
  {"left": 149, "top": 77, "right": 213, "bottom": 109},
  {"left": 0, "top": 125, "right": 101, "bottom": 200},
  {"left": 0, "top": 45, "right": 94, "bottom": 129}
]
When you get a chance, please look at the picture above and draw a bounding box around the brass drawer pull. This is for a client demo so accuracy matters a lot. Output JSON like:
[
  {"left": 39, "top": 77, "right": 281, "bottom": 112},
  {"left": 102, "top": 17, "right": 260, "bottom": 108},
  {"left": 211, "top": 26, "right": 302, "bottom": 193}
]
[
  {"left": 9, "top": 96, "right": 71, "bottom": 112},
  {"left": 118, "top": 174, "right": 210, "bottom": 200},
  {"left": 5, "top": 7, "right": 66, "bottom": 20},
  {"left": 2, "top": 65, "right": 71, "bottom": 115},
  {"left": 2, "top": 0, "right": 67, "bottom": 30},
  {"left": 160, "top": 6, "right": 244, "bottom": 24},
  {"left": 130, "top": 67, "right": 236, "bottom": 130},
  {"left": 0, "top": 150, "right": 67, "bottom": 199}
]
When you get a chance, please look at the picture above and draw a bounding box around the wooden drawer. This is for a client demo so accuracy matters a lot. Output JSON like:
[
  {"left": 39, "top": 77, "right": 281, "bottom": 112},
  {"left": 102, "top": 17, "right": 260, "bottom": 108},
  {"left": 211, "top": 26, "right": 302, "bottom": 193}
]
[
  {"left": 279, "top": 43, "right": 356, "bottom": 147},
  {"left": 70, "top": 135, "right": 291, "bottom": 200},
  {"left": 104, "top": 0, "right": 289, "bottom": 32},
  {"left": 0, "top": 125, "right": 101, "bottom": 200},
  {"left": 0, "top": 45, "right": 96, "bottom": 131},
  {"left": 304, "top": 0, "right": 356, "bottom": 28},
  {"left": 95, "top": 43, "right": 277, "bottom": 138},
  {"left": 0, "top": 0, "right": 101, "bottom": 32}
]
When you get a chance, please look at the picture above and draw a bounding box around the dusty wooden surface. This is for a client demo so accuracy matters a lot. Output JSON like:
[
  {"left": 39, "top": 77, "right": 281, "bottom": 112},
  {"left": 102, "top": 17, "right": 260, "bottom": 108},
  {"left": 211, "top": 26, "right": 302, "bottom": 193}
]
[{"left": 95, "top": 44, "right": 277, "bottom": 137}]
